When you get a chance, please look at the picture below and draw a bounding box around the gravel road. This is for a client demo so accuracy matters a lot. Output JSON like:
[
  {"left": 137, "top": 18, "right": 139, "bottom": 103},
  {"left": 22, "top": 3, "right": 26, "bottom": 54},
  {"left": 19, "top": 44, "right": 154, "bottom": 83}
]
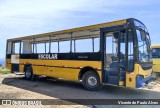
[{"left": 0, "top": 74, "right": 160, "bottom": 108}]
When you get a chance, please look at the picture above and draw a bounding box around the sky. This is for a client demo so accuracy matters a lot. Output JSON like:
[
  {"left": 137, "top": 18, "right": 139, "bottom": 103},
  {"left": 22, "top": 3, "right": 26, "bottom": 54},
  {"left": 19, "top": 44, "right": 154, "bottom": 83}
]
[{"left": 0, "top": 0, "right": 160, "bottom": 59}]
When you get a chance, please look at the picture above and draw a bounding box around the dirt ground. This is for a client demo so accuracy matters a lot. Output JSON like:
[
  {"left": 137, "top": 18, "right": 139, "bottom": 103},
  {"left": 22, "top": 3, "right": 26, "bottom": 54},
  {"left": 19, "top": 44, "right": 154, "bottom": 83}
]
[
  {"left": 0, "top": 73, "right": 160, "bottom": 108},
  {"left": 141, "top": 73, "right": 160, "bottom": 91}
]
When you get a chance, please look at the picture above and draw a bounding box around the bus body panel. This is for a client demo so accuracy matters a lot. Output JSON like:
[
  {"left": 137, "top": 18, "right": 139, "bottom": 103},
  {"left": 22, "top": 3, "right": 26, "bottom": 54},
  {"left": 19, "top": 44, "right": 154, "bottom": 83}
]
[
  {"left": 126, "top": 73, "right": 136, "bottom": 88},
  {"left": 135, "top": 64, "right": 153, "bottom": 78},
  {"left": 6, "top": 59, "right": 11, "bottom": 71},
  {"left": 19, "top": 59, "right": 102, "bottom": 81},
  {"left": 126, "top": 64, "right": 153, "bottom": 88}
]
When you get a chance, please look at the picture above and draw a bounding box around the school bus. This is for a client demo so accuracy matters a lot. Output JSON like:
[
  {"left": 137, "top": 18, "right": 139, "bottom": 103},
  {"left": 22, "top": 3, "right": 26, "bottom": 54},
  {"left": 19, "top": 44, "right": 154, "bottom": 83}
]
[
  {"left": 6, "top": 18, "right": 153, "bottom": 90},
  {"left": 151, "top": 44, "right": 160, "bottom": 73}
]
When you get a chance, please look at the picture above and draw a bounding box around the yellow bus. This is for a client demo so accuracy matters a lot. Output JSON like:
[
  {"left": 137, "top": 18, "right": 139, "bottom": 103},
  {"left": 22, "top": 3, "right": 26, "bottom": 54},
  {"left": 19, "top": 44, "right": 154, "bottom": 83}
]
[
  {"left": 6, "top": 18, "right": 153, "bottom": 90},
  {"left": 151, "top": 44, "right": 160, "bottom": 73}
]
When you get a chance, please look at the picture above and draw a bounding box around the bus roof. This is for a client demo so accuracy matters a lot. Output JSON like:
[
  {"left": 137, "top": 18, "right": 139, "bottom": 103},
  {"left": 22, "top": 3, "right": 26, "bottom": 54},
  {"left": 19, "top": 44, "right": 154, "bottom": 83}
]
[
  {"left": 7, "top": 19, "right": 127, "bottom": 42},
  {"left": 151, "top": 44, "right": 160, "bottom": 48}
]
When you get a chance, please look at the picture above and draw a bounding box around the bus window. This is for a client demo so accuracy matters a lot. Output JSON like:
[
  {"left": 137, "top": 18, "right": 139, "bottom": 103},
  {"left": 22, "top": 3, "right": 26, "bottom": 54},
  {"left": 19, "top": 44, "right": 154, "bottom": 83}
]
[
  {"left": 94, "top": 38, "right": 100, "bottom": 52},
  {"left": 106, "top": 35, "right": 118, "bottom": 68},
  {"left": 137, "top": 30, "right": 150, "bottom": 63},
  {"left": 120, "top": 32, "right": 126, "bottom": 69},
  {"left": 7, "top": 42, "right": 12, "bottom": 54},
  {"left": 59, "top": 41, "right": 70, "bottom": 53},
  {"left": 21, "top": 42, "right": 23, "bottom": 54},
  {"left": 32, "top": 43, "right": 37, "bottom": 53},
  {"left": 12, "top": 42, "right": 20, "bottom": 54},
  {"left": 76, "top": 39, "right": 92, "bottom": 52},
  {"left": 45, "top": 42, "right": 49, "bottom": 53},
  {"left": 22, "top": 40, "right": 32, "bottom": 54},
  {"left": 51, "top": 42, "right": 58, "bottom": 53},
  {"left": 72, "top": 40, "right": 75, "bottom": 52},
  {"left": 152, "top": 48, "right": 160, "bottom": 58},
  {"left": 37, "top": 43, "right": 45, "bottom": 53},
  {"left": 127, "top": 29, "right": 134, "bottom": 72}
]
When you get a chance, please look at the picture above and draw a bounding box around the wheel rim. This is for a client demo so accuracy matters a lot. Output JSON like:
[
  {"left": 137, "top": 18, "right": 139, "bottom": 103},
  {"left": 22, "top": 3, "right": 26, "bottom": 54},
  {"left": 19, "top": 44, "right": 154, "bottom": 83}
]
[
  {"left": 87, "top": 76, "right": 97, "bottom": 87},
  {"left": 26, "top": 69, "right": 31, "bottom": 78}
]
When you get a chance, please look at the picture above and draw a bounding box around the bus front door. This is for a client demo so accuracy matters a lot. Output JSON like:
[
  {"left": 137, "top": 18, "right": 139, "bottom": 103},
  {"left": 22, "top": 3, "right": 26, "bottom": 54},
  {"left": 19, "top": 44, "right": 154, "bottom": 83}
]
[{"left": 104, "top": 30, "right": 127, "bottom": 86}]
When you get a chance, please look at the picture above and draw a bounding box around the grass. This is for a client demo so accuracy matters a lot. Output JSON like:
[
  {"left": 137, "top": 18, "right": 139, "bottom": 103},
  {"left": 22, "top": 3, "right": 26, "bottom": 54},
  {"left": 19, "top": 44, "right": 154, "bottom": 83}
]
[{"left": 0, "top": 67, "right": 11, "bottom": 74}]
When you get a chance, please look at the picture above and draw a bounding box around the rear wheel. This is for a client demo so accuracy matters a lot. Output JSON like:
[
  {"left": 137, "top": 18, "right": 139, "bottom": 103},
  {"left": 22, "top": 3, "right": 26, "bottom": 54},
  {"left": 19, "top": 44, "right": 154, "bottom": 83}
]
[
  {"left": 25, "top": 67, "right": 36, "bottom": 80},
  {"left": 82, "top": 71, "right": 102, "bottom": 91}
]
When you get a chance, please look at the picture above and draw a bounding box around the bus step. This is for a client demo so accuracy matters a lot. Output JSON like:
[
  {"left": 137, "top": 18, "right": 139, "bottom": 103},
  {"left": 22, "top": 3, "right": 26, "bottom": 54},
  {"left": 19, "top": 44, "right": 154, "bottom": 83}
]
[
  {"left": 107, "top": 76, "right": 126, "bottom": 85},
  {"left": 14, "top": 72, "right": 24, "bottom": 75},
  {"left": 108, "top": 76, "right": 119, "bottom": 85}
]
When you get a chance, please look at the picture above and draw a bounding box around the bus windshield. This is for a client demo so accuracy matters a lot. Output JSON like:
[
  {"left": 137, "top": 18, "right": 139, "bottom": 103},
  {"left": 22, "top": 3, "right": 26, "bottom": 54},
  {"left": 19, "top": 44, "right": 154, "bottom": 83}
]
[{"left": 134, "top": 20, "right": 152, "bottom": 63}]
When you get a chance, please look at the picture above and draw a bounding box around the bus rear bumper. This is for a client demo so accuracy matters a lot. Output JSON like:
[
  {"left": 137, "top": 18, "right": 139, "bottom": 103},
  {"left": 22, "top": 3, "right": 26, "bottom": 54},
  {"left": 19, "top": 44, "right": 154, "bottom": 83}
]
[{"left": 136, "top": 72, "right": 154, "bottom": 88}]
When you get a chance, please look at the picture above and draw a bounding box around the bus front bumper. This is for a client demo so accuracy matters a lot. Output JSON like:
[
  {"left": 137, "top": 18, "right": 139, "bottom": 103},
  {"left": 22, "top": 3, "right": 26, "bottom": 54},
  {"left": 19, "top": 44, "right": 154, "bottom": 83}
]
[{"left": 136, "top": 72, "right": 154, "bottom": 88}]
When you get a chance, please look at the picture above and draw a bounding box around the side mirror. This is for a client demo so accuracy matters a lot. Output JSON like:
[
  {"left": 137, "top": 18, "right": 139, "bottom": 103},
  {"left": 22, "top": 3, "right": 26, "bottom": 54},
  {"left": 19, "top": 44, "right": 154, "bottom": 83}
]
[{"left": 140, "top": 31, "right": 146, "bottom": 41}]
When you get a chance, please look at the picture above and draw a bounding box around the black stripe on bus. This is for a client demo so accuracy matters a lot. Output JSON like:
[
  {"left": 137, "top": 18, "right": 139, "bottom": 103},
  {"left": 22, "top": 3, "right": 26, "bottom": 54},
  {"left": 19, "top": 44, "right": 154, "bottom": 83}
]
[{"left": 6, "top": 52, "right": 101, "bottom": 61}]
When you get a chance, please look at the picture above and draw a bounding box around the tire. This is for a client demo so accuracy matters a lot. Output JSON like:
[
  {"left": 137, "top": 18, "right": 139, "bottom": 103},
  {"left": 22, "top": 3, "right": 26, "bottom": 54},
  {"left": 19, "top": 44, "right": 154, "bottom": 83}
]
[
  {"left": 25, "top": 66, "right": 36, "bottom": 80},
  {"left": 82, "top": 71, "right": 102, "bottom": 91}
]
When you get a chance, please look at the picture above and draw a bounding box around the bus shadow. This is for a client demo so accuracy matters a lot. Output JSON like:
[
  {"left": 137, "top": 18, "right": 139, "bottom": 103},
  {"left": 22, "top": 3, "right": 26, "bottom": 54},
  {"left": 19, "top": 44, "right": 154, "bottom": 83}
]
[{"left": 2, "top": 75, "right": 160, "bottom": 105}]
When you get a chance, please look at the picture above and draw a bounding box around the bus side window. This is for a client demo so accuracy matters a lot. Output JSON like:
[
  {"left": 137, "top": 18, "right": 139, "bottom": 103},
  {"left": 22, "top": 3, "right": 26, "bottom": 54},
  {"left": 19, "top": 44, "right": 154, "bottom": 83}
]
[
  {"left": 94, "top": 38, "right": 100, "bottom": 52},
  {"left": 76, "top": 39, "right": 92, "bottom": 52},
  {"left": 45, "top": 42, "right": 49, "bottom": 53},
  {"left": 12, "top": 42, "right": 20, "bottom": 54},
  {"left": 7, "top": 42, "right": 12, "bottom": 54},
  {"left": 59, "top": 41, "right": 70, "bottom": 53},
  {"left": 51, "top": 42, "right": 58, "bottom": 53},
  {"left": 127, "top": 29, "right": 134, "bottom": 72},
  {"left": 37, "top": 43, "right": 45, "bottom": 53},
  {"left": 71, "top": 38, "right": 99, "bottom": 53},
  {"left": 32, "top": 43, "right": 37, "bottom": 53},
  {"left": 22, "top": 40, "right": 32, "bottom": 54},
  {"left": 21, "top": 41, "right": 23, "bottom": 54},
  {"left": 72, "top": 40, "right": 75, "bottom": 52}
]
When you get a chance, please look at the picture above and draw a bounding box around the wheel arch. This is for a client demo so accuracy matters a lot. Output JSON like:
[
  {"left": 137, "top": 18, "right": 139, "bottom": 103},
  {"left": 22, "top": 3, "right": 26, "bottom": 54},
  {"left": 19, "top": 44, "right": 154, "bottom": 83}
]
[
  {"left": 78, "top": 66, "right": 100, "bottom": 81},
  {"left": 23, "top": 63, "right": 32, "bottom": 72}
]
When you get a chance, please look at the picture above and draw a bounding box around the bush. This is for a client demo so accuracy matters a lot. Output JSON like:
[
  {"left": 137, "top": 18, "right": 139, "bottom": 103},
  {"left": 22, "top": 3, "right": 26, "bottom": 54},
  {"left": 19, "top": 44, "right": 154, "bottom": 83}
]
[{"left": 0, "top": 67, "right": 11, "bottom": 74}]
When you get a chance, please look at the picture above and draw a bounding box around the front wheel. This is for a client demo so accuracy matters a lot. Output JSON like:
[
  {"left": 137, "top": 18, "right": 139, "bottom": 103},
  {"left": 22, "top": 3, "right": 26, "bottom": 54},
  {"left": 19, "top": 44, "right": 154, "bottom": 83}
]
[{"left": 82, "top": 71, "right": 102, "bottom": 91}]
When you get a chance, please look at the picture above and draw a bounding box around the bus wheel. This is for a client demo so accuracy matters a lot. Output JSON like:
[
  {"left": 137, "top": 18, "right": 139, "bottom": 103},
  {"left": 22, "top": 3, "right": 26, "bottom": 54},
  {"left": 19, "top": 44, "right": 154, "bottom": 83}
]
[
  {"left": 25, "top": 67, "right": 35, "bottom": 80},
  {"left": 82, "top": 71, "right": 101, "bottom": 91}
]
